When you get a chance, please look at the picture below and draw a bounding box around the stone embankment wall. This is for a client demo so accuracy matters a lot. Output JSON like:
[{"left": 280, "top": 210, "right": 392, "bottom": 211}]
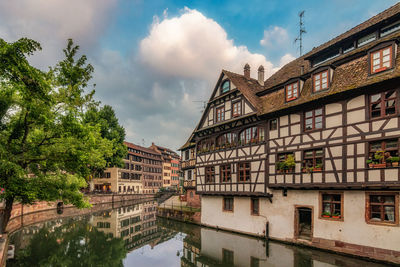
[{"left": 9, "top": 193, "right": 154, "bottom": 220}]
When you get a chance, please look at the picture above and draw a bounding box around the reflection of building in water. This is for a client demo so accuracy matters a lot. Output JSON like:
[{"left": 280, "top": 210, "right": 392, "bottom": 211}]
[
  {"left": 91, "top": 201, "right": 176, "bottom": 252},
  {"left": 196, "top": 228, "right": 384, "bottom": 267},
  {"left": 180, "top": 227, "right": 201, "bottom": 267}
]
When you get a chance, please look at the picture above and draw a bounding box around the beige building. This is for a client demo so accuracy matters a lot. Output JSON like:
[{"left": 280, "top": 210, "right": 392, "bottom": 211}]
[
  {"left": 185, "top": 4, "right": 400, "bottom": 264},
  {"left": 91, "top": 141, "right": 163, "bottom": 194}
]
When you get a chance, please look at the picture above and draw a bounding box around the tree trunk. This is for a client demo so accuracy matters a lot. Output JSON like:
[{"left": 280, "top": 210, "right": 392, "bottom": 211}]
[{"left": 0, "top": 197, "right": 14, "bottom": 234}]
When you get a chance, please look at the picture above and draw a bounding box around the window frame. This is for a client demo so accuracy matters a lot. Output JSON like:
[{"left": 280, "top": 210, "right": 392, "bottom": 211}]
[
  {"left": 222, "top": 197, "right": 234, "bottom": 212},
  {"left": 319, "top": 192, "right": 344, "bottom": 221},
  {"left": 369, "top": 90, "right": 397, "bottom": 119},
  {"left": 369, "top": 44, "right": 394, "bottom": 74},
  {"left": 205, "top": 166, "right": 215, "bottom": 184},
  {"left": 216, "top": 132, "right": 237, "bottom": 148},
  {"left": 277, "top": 152, "right": 295, "bottom": 173},
  {"left": 251, "top": 197, "right": 259, "bottom": 216},
  {"left": 239, "top": 125, "right": 265, "bottom": 145},
  {"left": 216, "top": 106, "right": 225, "bottom": 123},
  {"left": 232, "top": 100, "right": 242, "bottom": 117},
  {"left": 269, "top": 118, "right": 278, "bottom": 131},
  {"left": 238, "top": 162, "right": 251, "bottom": 182},
  {"left": 313, "top": 69, "right": 330, "bottom": 92},
  {"left": 220, "top": 80, "right": 230, "bottom": 94},
  {"left": 303, "top": 148, "right": 324, "bottom": 172},
  {"left": 365, "top": 192, "right": 399, "bottom": 226},
  {"left": 368, "top": 138, "right": 399, "bottom": 164},
  {"left": 220, "top": 164, "right": 232, "bottom": 183},
  {"left": 304, "top": 107, "right": 324, "bottom": 132},
  {"left": 285, "top": 81, "right": 299, "bottom": 102}
]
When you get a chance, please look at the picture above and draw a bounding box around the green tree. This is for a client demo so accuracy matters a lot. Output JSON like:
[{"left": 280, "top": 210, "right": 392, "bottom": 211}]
[
  {"left": 84, "top": 105, "right": 126, "bottom": 174},
  {"left": 0, "top": 38, "right": 124, "bottom": 233}
]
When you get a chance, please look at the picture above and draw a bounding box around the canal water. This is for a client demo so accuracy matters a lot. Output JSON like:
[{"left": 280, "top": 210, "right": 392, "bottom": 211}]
[{"left": 6, "top": 199, "right": 390, "bottom": 267}]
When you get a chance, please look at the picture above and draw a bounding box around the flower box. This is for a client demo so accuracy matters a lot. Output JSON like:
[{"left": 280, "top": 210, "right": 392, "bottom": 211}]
[{"left": 373, "top": 163, "right": 386, "bottom": 168}]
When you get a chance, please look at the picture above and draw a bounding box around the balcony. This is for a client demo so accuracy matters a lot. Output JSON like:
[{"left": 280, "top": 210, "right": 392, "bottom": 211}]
[
  {"left": 182, "top": 159, "right": 196, "bottom": 169},
  {"left": 183, "top": 180, "right": 196, "bottom": 188}
]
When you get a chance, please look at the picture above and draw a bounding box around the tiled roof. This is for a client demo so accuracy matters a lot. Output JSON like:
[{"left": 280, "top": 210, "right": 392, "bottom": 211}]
[
  {"left": 259, "top": 31, "right": 400, "bottom": 115},
  {"left": 124, "top": 141, "right": 161, "bottom": 155},
  {"left": 304, "top": 2, "right": 400, "bottom": 58},
  {"left": 222, "top": 69, "right": 264, "bottom": 109}
]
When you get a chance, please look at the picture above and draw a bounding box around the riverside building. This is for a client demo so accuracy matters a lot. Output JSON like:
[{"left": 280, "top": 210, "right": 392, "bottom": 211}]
[
  {"left": 184, "top": 4, "right": 400, "bottom": 263},
  {"left": 91, "top": 141, "right": 163, "bottom": 194}
]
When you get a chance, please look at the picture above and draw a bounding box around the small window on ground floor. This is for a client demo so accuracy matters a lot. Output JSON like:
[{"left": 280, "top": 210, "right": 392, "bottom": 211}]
[
  {"left": 222, "top": 249, "right": 234, "bottom": 265},
  {"left": 223, "top": 197, "right": 234, "bottom": 212},
  {"left": 366, "top": 193, "right": 398, "bottom": 225},
  {"left": 251, "top": 198, "right": 259, "bottom": 215},
  {"left": 320, "top": 193, "right": 343, "bottom": 219}
]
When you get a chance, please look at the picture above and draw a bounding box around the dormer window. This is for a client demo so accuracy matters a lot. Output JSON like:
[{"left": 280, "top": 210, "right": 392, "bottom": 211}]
[
  {"left": 286, "top": 81, "right": 299, "bottom": 102},
  {"left": 371, "top": 46, "right": 392, "bottom": 74},
  {"left": 313, "top": 70, "right": 329, "bottom": 92},
  {"left": 221, "top": 80, "right": 230, "bottom": 94}
]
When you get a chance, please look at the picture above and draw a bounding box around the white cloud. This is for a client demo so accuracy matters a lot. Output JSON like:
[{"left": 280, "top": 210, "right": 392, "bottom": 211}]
[
  {"left": 260, "top": 26, "right": 289, "bottom": 47},
  {"left": 140, "top": 7, "right": 275, "bottom": 81},
  {"left": 0, "top": 0, "right": 117, "bottom": 68}
]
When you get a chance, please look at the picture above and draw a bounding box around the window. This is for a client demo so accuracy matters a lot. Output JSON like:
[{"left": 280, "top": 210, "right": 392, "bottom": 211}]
[
  {"left": 216, "top": 132, "right": 237, "bottom": 148},
  {"left": 239, "top": 126, "right": 265, "bottom": 145},
  {"left": 220, "top": 164, "right": 231, "bottom": 182},
  {"left": 216, "top": 106, "right": 225, "bottom": 122},
  {"left": 371, "top": 46, "right": 392, "bottom": 74},
  {"left": 358, "top": 32, "right": 376, "bottom": 47},
  {"left": 197, "top": 138, "right": 214, "bottom": 153},
  {"left": 320, "top": 193, "right": 343, "bottom": 219},
  {"left": 270, "top": 119, "right": 277, "bottom": 130},
  {"left": 232, "top": 101, "right": 242, "bottom": 117},
  {"left": 370, "top": 90, "right": 397, "bottom": 118},
  {"left": 185, "top": 150, "right": 189, "bottom": 160},
  {"left": 277, "top": 153, "right": 295, "bottom": 173},
  {"left": 369, "top": 139, "right": 399, "bottom": 163},
  {"left": 313, "top": 70, "right": 329, "bottom": 92},
  {"left": 250, "top": 257, "right": 260, "bottom": 267},
  {"left": 304, "top": 108, "right": 323, "bottom": 131},
  {"left": 303, "top": 149, "right": 323, "bottom": 171},
  {"left": 223, "top": 197, "right": 234, "bottom": 211},
  {"left": 222, "top": 249, "right": 234, "bottom": 265},
  {"left": 221, "top": 80, "right": 230, "bottom": 94},
  {"left": 366, "top": 193, "right": 398, "bottom": 225},
  {"left": 286, "top": 81, "right": 299, "bottom": 101},
  {"left": 238, "top": 162, "right": 251, "bottom": 182},
  {"left": 251, "top": 198, "right": 259, "bottom": 215},
  {"left": 205, "top": 166, "right": 215, "bottom": 183}
]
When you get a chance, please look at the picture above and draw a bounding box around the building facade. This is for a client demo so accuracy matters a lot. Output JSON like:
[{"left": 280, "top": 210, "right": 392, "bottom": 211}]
[
  {"left": 150, "top": 143, "right": 181, "bottom": 189},
  {"left": 186, "top": 4, "right": 400, "bottom": 264},
  {"left": 179, "top": 134, "right": 201, "bottom": 207},
  {"left": 91, "top": 141, "right": 163, "bottom": 194}
]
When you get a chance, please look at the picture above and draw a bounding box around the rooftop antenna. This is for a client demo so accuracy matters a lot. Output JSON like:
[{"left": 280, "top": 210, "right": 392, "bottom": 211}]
[
  {"left": 192, "top": 101, "right": 207, "bottom": 113},
  {"left": 294, "top": 10, "right": 306, "bottom": 56},
  {"left": 142, "top": 138, "right": 145, "bottom": 146}
]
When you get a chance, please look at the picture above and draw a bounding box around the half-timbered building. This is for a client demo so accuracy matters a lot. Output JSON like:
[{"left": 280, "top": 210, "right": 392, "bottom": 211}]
[{"left": 186, "top": 4, "right": 400, "bottom": 264}]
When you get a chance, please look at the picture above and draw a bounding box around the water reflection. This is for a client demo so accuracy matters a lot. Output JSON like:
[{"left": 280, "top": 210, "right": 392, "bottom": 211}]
[{"left": 7, "top": 201, "right": 388, "bottom": 267}]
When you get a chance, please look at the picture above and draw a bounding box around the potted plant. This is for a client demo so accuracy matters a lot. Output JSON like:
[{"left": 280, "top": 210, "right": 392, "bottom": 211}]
[
  {"left": 332, "top": 213, "right": 341, "bottom": 219},
  {"left": 373, "top": 150, "right": 386, "bottom": 168},
  {"left": 322, "top": 211, "right": 331, "bottom": 218},
  {"left": 313, "top": 163, "right": 323, "bottom": 172},
  {"left": 391, "top": 157, "right": 400, "bottom": 167},
  {"left": 366, "top": 158, "right": 374, "bottom": 168},
  {"left": 284, "top": 154, "right": 296, "bottom": 173},
  {"left": 276, "top": 162, "right": 285, "bottom": 173}
]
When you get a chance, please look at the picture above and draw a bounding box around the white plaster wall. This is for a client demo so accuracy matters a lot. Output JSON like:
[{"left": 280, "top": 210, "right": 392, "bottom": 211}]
[
  {"left": 202, "top": 191, "right": 400, "bottom": 251},
  {"left": 201, "top": 196, "right": 267, "bottom": 236}
]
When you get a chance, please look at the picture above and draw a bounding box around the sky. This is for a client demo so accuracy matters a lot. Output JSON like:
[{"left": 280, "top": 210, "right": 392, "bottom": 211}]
[{"left": 0, "top": 0, "right": 398, "bottom": 151}]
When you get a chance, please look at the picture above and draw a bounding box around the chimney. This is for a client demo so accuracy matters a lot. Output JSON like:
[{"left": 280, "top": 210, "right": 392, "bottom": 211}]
[
  {"left": 257, "top": 65, "right": 264, "bottom": 86},
  {"left": 244, "top": 63, "right": 250, "bottom": 79}
]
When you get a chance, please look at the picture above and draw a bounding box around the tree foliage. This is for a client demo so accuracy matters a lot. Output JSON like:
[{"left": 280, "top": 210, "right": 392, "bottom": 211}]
[{"left": 0, "top": 38, "right": 126, "bottom": 232}]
